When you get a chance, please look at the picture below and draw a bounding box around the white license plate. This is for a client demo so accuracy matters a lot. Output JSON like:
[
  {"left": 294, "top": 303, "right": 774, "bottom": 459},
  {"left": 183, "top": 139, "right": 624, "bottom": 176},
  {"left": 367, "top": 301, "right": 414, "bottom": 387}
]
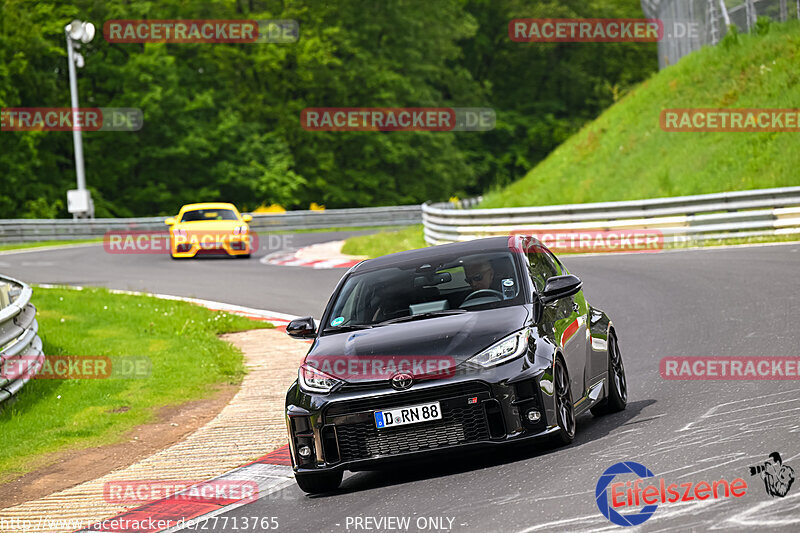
[
  {"left": 374, "top": 401, "right": 442, "bottom": 429},
  {"left": 201, "top": 242, "right": 222, "bottom": 249}
]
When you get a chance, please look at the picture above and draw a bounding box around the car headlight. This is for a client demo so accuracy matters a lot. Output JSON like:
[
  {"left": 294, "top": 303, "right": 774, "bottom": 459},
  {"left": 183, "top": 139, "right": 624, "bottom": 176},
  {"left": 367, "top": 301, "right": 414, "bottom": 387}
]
[
  {"left": 298, "top": 363, "right": 341, "bottom": 393},
  {"left": 468, "top": 329, "right": 530, "bottom": 368}
]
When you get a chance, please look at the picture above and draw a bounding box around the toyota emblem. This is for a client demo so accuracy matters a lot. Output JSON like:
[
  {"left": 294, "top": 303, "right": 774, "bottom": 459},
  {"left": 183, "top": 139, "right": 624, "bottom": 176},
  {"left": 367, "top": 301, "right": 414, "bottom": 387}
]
[{"left": 390, "top": 372, "right": 414, "bottom": 390}]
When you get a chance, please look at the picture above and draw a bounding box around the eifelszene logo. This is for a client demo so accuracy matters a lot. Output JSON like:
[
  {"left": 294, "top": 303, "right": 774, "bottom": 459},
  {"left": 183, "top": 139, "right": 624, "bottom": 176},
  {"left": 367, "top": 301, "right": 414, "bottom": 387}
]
[
  {"left": 750, "top": 452, "right": 795, "bottom": 498},
  {"left": 596, "top": 462, "right": 658, "bottom": 527},
  {"left": 595, "top": 461, "right": 748, "bottom": 527}
]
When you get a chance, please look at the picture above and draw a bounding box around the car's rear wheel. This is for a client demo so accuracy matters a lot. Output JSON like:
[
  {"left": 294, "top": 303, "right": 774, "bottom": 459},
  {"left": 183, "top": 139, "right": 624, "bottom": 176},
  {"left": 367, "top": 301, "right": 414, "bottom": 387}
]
[
  {"left": 236, "top": 253, "right": 251, "bottom": 259},
  {"left": 551, "top": 357, "right": 576, "bottom": 446},
  {"left": 591, "top": 332, "right": 627, "bottom": 416},
  {"left": 294, "top": 470, "right": 343, "bottom": 494}
]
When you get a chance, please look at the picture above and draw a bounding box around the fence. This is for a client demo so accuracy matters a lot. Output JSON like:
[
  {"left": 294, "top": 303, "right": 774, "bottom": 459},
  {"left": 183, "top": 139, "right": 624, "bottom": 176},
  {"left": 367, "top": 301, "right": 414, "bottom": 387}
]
[
  {"left": 641, "top": 0, "right": 800, "bottom": 69},
  {"left": 0, "top": 275, "right": 43, "bottom": 405},
  {"left": 422, "top": 186, "right": 800, "bottom": 246},
  {"left": 0, "top": 205, "right": 422, "bottom": 244}
]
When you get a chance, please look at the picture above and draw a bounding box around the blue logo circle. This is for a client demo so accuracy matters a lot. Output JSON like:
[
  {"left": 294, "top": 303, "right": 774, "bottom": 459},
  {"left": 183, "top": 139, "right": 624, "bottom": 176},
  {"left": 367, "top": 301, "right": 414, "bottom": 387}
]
[{"left": 596, "top": 461, "right": 658, "bottom": 527}]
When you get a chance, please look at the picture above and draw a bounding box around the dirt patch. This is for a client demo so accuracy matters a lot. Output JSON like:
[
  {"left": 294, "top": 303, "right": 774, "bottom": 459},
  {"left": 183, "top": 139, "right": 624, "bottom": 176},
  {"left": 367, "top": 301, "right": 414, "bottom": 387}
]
[{"left": 0, "top": 383, "right": 238, "bottom": 510}]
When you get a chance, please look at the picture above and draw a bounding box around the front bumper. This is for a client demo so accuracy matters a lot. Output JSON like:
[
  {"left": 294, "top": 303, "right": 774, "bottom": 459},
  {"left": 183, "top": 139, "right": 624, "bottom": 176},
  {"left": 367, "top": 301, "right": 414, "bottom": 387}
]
[
  {"left": 170, "top": 235, "right": 251, "bottom": 257},
  {"left": 285, "top": 364, "right": 558, "bottom": 474}
]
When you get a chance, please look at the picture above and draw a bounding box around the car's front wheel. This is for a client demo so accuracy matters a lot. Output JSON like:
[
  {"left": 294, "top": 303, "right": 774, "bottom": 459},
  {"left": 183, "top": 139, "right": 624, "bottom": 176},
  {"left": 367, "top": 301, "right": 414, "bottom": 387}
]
[
  {"left": 551, "top": 357, "right": 576, "bottom": 446},
  {"left": 295, "top": 470, "right": 343, "bottom": 494},
  {"left": 591, "top": 332, "right": 627, "bottom": 416}
]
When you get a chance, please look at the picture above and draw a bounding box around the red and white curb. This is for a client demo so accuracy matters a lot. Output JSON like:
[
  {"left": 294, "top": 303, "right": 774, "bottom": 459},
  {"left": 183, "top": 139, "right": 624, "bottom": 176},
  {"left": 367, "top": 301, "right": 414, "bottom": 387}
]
[
  {"left": 261, "top": 249, "right": 361, "bottom": 269},
  {"left": 74, "top": 447, "right": 295, "bottom": 533},
  {"left": 32, "top": 287, "right": 305, "bottom": 532}
]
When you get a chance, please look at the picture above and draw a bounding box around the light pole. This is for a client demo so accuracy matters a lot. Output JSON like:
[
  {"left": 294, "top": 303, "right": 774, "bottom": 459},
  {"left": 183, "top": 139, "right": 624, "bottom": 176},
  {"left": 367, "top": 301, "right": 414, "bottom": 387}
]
[{"left": 64, "top": 19, "right": 95, "bottom": 219}]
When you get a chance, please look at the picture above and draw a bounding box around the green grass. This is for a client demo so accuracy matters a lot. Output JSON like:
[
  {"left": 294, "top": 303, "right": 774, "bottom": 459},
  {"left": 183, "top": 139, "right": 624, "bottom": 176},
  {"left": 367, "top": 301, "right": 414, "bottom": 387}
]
[
  {"left": 261, "top": 225, "right": 412, "bottom": 235},
  {"left": 0, "top": 286, "right": 272, "bottom": 482},
  {"left": 666, "top": 233, "right": 800, "bottom": 249},
  {"left": 340, "top": 225, "right": 428, "bottom": 258},
  {"left": 0, "top": 239, "right": 102, "bottom": 252},
  {"left": 481, "top": 21, "right": 800, "bottom": 208}
]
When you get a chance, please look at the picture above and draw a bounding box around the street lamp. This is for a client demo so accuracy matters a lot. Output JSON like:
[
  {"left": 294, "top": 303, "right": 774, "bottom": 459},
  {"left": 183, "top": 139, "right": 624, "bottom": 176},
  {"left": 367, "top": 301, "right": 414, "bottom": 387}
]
[{"left": 64, "top": 19, "right": 96, "bottom": 219}]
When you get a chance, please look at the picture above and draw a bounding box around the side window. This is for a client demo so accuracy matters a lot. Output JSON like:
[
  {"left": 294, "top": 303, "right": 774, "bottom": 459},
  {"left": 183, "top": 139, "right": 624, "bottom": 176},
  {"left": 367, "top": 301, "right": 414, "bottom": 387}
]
[
  {"left": 526, "top": 250, "right": 558, "bottom": 291},
  {"left": 546, "top": 250, "right": 564, "bottom": 276}
]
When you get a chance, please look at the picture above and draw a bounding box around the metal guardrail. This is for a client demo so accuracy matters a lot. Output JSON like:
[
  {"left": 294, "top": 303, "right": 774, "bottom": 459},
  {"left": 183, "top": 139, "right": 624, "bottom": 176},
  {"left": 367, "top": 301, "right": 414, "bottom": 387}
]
[
  {"left": 0, "top": 205, "right": 422, "bottom": 243},
  {"left": 642, "top": 0, "right": 800, "bottom": 70},
  {"left": 423, "top": 186, "right": 800, "bottom": 246},
  {"left": 0, "top": 275, "right": 43, "bottom": 405}
]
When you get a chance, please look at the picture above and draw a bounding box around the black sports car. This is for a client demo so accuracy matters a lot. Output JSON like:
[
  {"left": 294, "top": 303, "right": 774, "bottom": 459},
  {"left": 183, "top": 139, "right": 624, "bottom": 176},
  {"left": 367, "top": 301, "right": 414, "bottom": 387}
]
[{"left": 284, "top": 235, "right": 627, "bottom": 493}]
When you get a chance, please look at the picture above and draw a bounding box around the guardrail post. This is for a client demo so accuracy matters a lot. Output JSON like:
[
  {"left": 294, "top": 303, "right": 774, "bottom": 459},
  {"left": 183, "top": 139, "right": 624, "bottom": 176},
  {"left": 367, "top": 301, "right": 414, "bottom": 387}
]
[{"left": 0, "top": 283, "right": 9, "bottom": 310}]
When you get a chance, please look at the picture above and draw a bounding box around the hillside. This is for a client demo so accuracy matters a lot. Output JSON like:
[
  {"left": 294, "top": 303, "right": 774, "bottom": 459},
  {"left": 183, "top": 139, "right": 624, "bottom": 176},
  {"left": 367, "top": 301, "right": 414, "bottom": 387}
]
[{"left": 480, "top": 21, "right": 800, "bottom": 208}]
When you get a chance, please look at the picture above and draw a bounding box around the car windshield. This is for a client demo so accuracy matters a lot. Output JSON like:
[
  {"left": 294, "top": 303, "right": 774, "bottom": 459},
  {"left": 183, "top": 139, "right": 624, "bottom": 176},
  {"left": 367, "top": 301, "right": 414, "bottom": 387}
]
[
  {"left": 324, "top": 251, "right": 522, "bottom": 331},
  {"left": 180, "top": 208, "right": 238, "bottom": 222}
]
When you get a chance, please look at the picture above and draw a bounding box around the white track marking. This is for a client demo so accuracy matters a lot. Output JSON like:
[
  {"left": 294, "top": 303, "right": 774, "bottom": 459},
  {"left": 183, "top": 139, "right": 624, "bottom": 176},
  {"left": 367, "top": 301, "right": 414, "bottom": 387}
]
[
  {"left": 0, "top": 242, "right": 101, "bottom": 256},
  {"left": 678, "top": 390, "right": 800, "bottom": 432},
  {"left": 725, "top": 491, "right": 800, "bottom": 528},
  {"left": 163, "top": 464, "right": 295, "bottom": 533},
  {"left": 35, "top": 284, "right": 301, "bottom": 324}
]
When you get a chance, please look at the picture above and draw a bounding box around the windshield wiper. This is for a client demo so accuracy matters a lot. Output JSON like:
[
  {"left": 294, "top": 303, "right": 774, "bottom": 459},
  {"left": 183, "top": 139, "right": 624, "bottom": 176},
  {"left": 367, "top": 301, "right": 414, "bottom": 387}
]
[
  {"left": 376, "top": 309, "right": 467, "bottom": 326},
  {"left": 323, "top": 324, "right": 374, "bottom": 333}
]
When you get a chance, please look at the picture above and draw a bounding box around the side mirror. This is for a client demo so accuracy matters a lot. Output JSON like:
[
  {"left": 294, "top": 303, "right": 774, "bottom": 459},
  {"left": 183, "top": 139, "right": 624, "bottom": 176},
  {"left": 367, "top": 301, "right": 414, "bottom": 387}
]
[
  {"left": 287, "top": 316, "right": 316, "bottom": 338},
  {"left": 165, "top": 217, "right": 176, "bottom": 226},
  {"left": 541, "top": 275, "right": 582, "bottom": 305},
  {"left": 242, "top": 214, "right": 253, "bottom": 223}
]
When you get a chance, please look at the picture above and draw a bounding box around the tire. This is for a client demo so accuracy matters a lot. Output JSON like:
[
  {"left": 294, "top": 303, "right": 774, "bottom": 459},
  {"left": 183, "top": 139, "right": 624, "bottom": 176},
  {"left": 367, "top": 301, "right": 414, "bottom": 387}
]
[
  {"left": 236, "top": 253, "right": 251, "bottom": 259},
  {"left": 591, "top": 332, "right": 628, "bottom": 416},
  {"left": 294, "top": 470, "right": 343, "bottom": 494},
  {"left": 551, "top": 357, "right": 576, "bottom": 446}
]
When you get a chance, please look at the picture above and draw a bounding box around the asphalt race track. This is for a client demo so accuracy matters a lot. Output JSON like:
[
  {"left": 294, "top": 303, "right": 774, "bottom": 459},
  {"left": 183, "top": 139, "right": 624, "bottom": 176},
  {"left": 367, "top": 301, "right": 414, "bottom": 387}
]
[
  {"left": 0, "top": 231, "right": 371, "bottom": 318},
  {"left": 2, "top": 236, "right": 799, "bottom": 532}
]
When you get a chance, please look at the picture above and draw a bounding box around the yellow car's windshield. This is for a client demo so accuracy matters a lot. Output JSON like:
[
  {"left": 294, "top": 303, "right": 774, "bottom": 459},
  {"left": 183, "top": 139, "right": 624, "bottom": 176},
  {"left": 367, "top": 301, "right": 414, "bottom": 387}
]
[{"left": 180, "top": 209, "right": 238, "bottom": 222}]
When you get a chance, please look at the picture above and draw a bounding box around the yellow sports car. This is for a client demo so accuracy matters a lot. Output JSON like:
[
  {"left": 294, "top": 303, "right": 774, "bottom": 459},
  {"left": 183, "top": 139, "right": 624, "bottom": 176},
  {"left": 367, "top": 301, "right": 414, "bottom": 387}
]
[{"left": 165, "top": 202, "right": 253, "bottom": 259}]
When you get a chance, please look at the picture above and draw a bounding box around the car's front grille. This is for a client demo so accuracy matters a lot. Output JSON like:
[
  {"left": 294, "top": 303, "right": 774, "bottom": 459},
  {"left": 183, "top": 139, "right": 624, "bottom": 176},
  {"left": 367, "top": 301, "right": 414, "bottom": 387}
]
[
  {"left": 326, "top": 381, "right": 490, "bottom": 417},
  {"left": 334, "top": 402, "right": 491, "bottom": 462}
]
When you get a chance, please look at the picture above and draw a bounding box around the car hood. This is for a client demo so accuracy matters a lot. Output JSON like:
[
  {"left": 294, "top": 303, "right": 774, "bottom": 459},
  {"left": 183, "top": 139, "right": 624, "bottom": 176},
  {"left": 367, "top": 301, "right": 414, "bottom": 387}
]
[{"left": 306, "top": 306, "right": 530, "bottom": 380}]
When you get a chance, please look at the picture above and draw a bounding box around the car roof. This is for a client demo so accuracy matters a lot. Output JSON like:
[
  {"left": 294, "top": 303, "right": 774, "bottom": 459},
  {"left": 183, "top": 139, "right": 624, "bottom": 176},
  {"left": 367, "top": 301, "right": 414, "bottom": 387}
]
[{"left": 351, "top": 236, "right": 524, "bottom": 273}]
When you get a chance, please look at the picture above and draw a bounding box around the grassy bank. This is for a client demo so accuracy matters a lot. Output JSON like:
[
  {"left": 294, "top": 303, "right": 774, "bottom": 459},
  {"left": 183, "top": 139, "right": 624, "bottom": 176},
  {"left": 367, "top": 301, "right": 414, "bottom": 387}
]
[
  {"left": 343, "top": 22, "right": 800, "bottom": 258},
  {"left": 481, "top": 21, "right": 800, "bottom": 208},
  {"left": 0, "top": 286, "right": 272, "bottom": 481},
  {"left": 340, "top": 225, "right": 427, "bottom": 258}
]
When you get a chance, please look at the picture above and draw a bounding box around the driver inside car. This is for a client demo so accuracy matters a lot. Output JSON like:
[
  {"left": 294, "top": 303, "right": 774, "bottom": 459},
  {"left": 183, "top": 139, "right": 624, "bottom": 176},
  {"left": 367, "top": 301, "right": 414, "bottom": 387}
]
[{"left": 464, "top": 260, "right": 495, "bottom": 292}]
